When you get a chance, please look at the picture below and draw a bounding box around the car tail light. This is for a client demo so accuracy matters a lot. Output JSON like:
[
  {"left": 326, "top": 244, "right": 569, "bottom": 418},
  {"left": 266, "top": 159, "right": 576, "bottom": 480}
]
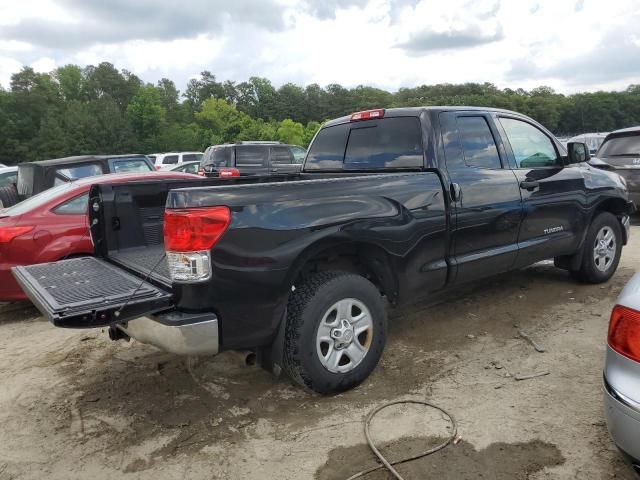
[
  {"left": 219, "top": 168, "right": 240, "bottom": 178},
  {"left": 163, "top": 207, "right": 230, "bottom": 282},
  {"left": 155, "top": 165, "right": 162, "bottom": 170},
  {"left": 198, "top": 168, "right": 205, "bottom": 177},
  {"left": 608, "top": 304, "right": 640, "bottom": 363},
  {"left": 350, "top": 109, "right": 385, "bottom": 122},
  {"left": 0, "top": 226, "right": 34, "bottom": 243}
]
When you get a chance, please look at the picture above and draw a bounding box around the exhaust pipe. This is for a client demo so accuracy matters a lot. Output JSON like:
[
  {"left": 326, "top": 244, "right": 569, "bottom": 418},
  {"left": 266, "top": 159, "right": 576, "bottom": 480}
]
[{"left": 228, "top": 350, "right": 257, "bottom": 367}]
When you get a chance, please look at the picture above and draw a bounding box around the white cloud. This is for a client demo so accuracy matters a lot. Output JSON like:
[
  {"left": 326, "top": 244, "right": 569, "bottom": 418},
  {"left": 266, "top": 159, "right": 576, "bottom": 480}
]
[{"left": 0, "top": 0, "right": 638, "bottom": 93}]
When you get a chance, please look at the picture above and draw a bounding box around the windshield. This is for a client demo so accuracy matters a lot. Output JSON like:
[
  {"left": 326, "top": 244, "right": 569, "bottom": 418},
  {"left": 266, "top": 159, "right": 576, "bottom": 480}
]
[
  {"left": 597, "top": 134, "right": 640, "bottom": 157},
  {"left": 2, "top": 182, "right": 78, "bottom": 216}
]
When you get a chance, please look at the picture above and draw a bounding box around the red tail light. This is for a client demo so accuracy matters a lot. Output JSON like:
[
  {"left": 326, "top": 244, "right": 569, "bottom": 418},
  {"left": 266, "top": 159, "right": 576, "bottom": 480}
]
[
  {"left": 0, "top": 226, "right": 34, "bottom": 243},
  {"left": 608, "top": 304, "right": 640, "bottom": 363},
  {"left": 350, "top": 109, "right": 385, "bottom": 122},
  {"left": 164, "top": 207, "right": 230, "bottom": 252},
  {"left": 198, "top": 168, "right": 205, "bottom": 176},
  {"left": 155, "top": 165, "right": 162, "bottom": 170},
  {"left": 219, "top": 168, "right": 240, "bottom": 178}
]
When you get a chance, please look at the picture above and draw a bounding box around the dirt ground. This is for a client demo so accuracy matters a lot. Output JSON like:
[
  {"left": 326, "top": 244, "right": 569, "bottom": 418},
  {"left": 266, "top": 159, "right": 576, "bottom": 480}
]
[{"left": 1, "top": 225, "right": 639, "bottom": 480}]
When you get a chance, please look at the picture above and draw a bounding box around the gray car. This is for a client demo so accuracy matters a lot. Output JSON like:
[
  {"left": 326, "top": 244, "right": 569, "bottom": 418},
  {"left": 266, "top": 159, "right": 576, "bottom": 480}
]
[
  {"left": 590, "top": 127, "right": 640, "bottom": 209},
  {"left": 604, "top": 272, "right": 640, "bottom": 474}
]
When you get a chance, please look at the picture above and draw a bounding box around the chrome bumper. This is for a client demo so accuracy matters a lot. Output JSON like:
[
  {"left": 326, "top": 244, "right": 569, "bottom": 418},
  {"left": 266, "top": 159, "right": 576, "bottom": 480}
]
[{"left": 117, "top": 311, "right": 219, "bottom": 355}]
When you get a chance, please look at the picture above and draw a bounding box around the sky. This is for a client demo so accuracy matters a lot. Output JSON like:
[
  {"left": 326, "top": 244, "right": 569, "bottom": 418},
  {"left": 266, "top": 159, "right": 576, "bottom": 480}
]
[{"left": 0, "top": 0, "right": 639, "bottom": 94}]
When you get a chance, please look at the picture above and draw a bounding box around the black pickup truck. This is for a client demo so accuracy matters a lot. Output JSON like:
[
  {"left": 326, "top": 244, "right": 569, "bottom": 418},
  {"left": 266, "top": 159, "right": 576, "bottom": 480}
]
[{"left": 13, "top": 107, "right": 633, "bottom": 394}]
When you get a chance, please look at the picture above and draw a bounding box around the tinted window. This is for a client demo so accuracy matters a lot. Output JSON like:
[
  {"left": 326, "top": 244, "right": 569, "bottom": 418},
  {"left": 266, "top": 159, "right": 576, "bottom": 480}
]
[
  {"left": 306, "top": 124, "right": 350, "bottom": 169},
  {"left": 182, "top": 153, "right": 202, "bottom": 162},
  {"left": 456, "top": 117, "right": 501, "bottom": 169},
  {"left": 306, "top": 118, "right": 422, "bottom": 170},
  {"left": 235, "top": 146, "right": 268, "bottom": 167},
  {"left": 0, "top": 171, "right": 17, "bottom": 185},
  {"left": 163, "top": 155, "right": 179, "bottom": 165},
  {"left": 271, "top": 146, "right": 294, "bottom": 164},
  {"left": 56, "top": 163, "right": 102, "bottom": 181},
  {"left": 53, "top": 193, "right": 88, "bottom": 215},
  {"left": 598, "top": 134, "right": 640, "bottom": 157},
  {"left": 112, "top": 158, "right": 153, "bottom": 173},
  {"left": 499, "top": 118, "right": 559, "bottom": 168}
]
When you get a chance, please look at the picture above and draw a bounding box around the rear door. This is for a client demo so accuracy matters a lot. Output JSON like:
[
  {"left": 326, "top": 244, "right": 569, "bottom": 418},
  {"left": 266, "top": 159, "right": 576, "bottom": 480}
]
[
  {"left": 269, "top": 146, "right": 300, "bottom": 175},
  {"left": 12, "top": 257, "right": 172, "bottom": 328},
  {"left": 439, "top": 111, "right": 523, "bottom": 284},
  {"left": 494, "top": 115, "right": 587, "bottom": 267},
  {"left": 234, "top": 146, "right": 269, "bottom": 175}
]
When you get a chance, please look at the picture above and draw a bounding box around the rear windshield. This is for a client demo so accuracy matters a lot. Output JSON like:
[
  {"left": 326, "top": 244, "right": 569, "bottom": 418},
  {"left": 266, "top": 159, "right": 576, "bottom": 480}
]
[
  {"left": 306, "top": 117, "right": 423, "bottom": 170},
  {"left": 112, "top": 158, "right": 153, "bottom": 173},
  {"left": 2, "top": 182, "right": 77, "bottom": 216},
  {"left": 597, "top": 134, "right": 640, "bottom": 157},
  {"left": 203, "top": 147, "right": 232, "bottom": 168}
]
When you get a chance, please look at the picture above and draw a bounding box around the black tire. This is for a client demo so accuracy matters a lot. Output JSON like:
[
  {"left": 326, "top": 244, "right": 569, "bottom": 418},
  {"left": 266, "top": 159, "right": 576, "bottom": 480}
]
[
  {"left": 0, "top": 184, "right": 19, "bottom": 208},
  {"left": 283, "top": 271, "right": 387, "bottom": 394},
  {"left": 571, "top": 212, "right": 622, "bottom": 283}
]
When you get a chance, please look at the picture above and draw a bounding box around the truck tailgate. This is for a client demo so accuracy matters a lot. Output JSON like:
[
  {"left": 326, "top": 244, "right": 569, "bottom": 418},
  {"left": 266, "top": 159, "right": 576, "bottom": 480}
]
[{"left": 12, "top": 257, "right": 173, "bottom": 328}]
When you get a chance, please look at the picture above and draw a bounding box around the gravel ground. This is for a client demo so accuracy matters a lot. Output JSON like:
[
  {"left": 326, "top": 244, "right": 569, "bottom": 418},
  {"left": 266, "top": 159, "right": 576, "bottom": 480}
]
[{"left": 0, "top": 224, "right": 638, "bottom": 480}]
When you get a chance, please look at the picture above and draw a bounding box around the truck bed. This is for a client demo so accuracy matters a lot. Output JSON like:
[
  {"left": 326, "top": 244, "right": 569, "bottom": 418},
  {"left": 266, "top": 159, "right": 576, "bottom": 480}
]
[{"left": 110, "top": 245, "right": 169, "bottom": 285}]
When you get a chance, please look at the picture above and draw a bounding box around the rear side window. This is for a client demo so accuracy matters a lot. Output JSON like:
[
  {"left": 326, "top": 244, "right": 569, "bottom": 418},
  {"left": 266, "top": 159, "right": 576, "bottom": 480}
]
[
  {"left": 235, "top": 146, "right": 268, "bottom": 167},
  {"left": 112, "top": 158, "right": 153, "bottom": 173},
  {"left": 306, "top": 117, "right": 423, "bottom": 170},
  {"left": 598, "top": 135, "right": 640, "bottom": 157},
  {"left": 271, "top": 146, "right": 294, "bottom": 164},
  {"left": 163, "top": 155, "right": 179, "bottom": 165},
  {"left": 456, "top": 117, "right": 501, "bottom": 169},
  {"left": 53, "top": 193, "right": 88, "bottom": 215}
]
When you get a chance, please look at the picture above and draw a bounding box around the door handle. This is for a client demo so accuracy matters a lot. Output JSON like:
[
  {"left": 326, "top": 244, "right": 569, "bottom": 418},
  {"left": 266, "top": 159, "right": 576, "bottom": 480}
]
[
  {"left": 271, "top": 168, "right": 278, "bottom": 172},
  {"left": 519, "top": 180, "right": 539, "bottom": 191},
  {"left": 450, "top": 183, "right": 461, "bottom": 202}
]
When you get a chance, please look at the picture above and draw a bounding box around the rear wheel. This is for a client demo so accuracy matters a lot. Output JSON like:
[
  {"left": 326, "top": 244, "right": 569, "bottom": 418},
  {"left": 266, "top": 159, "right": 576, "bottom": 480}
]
[
  {"left": 0, "top": 184, "right": 19, "bottom": 208},
  {"left": 283, "top": 271, "right": 387, "bottom": 394},
  {"left": 571, "top": 212, "right": 622, "bottom": 283}
]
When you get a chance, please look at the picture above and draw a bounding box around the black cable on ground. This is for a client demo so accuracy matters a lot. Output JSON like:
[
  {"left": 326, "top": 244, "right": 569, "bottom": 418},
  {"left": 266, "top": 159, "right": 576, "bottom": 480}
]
[{"left": 346, "top": 399, "right": 457, "bottom": 480}]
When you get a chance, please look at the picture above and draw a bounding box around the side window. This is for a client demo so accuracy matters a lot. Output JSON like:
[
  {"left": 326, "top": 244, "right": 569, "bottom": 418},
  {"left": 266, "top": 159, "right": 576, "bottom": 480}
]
[
  {"left": 499, "top": 118, "right": 559, "bottom": 168},
  {"left": 271, "top": 146, "right": 294, "bottom": 164},
  {"left": 235, "top": 146, "right": 268, "bottom": 167},
  {"left": 182, "top": 154, "right": 201, "bottom": 163},
  {"left": 53, "top": 193, "right": 89, "bottom": 215},
  {"left": 185, "top": 163, "right": 199, "bottom": 174},
  {"left": 290, "top": 146, "right": 307, "bottom": 164},
  {"left": 163, "top": 155, "right": 179, "bottom": 165},
  {"left": 455, "top": 117, "right": 501, "bottom": 169},
  {"left": 56, "top": 163, "right": 102, "bottom": 180}
]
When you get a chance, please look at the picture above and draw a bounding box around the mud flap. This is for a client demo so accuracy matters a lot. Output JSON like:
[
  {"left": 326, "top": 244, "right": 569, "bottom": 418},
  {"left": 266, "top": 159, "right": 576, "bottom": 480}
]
[{"left": 12, "top": 257, "right": 173, "bottom": 328}]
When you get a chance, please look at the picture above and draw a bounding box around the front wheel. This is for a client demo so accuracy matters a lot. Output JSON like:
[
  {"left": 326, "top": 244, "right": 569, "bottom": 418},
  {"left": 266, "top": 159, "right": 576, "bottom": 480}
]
[
  {"left": 571, "top": 212, "right": 622, "bottom": 283},
  {"left": 283, "top": 271, "right": 387, "bottom": 394}
]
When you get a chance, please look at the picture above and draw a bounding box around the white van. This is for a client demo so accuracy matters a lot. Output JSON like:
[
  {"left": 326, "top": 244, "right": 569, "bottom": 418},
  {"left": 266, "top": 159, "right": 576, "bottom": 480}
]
[{"left": 149, "top": 152, "right": 203, "bottom": 170}]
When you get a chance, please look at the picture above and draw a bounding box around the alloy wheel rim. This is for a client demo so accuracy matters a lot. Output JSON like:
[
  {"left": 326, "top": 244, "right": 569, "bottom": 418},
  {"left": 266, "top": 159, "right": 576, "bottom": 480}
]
[
  {"left": 593, "top": 226, "right": 616, "bottom": 272},
  {"left": 316, "top": 298, "right": 373, "bottom": 374}
]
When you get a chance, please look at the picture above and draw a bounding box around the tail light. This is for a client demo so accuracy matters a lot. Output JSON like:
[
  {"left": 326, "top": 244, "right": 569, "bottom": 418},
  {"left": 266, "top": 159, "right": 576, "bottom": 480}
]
[
  {"left": 0, "top": 226, "right": 34, "bottom": 243},
  {"left": 219, "top": 168, "right": 240, "bottom": 178},
  {"left": 350, "top": 109, "right": 385, "bottom": 122},
  {"left": 608, "top": 304, "right": 640, "bottom": 363},
  {"left": 163, "top": 207, "right": 230, "bottom": 282},
  {"left": 198, "top": 168, "right": 205, "bottom": 177},
  {"left": 155, "top": 165, "right": 162, "bottom": 170}
]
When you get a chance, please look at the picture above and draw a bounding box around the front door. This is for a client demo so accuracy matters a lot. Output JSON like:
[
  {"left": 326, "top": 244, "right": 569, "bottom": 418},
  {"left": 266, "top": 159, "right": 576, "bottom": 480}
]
[
  {"left": 494, "top": 115, "right": 588, "bottom": 267},
  {"left": 440, "top": 112, "right": 523, "bottom": 284}
]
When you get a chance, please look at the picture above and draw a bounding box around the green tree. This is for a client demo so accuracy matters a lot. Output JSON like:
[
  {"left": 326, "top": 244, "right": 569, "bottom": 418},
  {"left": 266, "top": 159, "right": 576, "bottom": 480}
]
[
  {"left": 127, "top": 86, "right": 166, "bottom": 144},
  {"left": 276, "top": 119, "right": 304, "bottom": 145}
]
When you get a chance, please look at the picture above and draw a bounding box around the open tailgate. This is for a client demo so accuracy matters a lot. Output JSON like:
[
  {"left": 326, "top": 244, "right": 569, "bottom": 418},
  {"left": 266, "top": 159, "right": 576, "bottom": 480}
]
[{"left": 12, "top": 257, "right": 173, "bottom": 328}]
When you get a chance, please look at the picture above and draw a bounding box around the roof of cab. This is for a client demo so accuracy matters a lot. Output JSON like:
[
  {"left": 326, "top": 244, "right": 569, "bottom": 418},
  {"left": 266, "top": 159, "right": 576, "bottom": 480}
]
[
  {"left": 322, "top": 106, "right": 528, "bottom": 127},
  {"left": 606, "top": 126, "right": 640, "bottom": 136}
]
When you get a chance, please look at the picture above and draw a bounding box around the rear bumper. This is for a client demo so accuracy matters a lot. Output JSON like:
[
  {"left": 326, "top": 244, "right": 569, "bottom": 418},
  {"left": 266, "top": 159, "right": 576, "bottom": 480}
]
[
  {"left": 604, "top": 375, "right": 640, "bottom": 463},
  {"left": 0, "top": 265, "right": 27, "bottom": 301},
  {"left": 117, "top": 310, "right": 219, "bottom": 356}
]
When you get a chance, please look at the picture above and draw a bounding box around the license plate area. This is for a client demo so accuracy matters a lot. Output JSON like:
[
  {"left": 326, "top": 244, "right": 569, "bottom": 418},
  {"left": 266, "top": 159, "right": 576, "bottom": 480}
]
[{"left": 12, "top": 257, "right": 173, "bottom": 328}]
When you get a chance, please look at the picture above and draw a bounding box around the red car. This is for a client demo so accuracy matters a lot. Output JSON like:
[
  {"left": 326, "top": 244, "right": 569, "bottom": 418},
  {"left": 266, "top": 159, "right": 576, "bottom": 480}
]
[{"left": 0, "top": 171, "right": 199, "bottom": 301}]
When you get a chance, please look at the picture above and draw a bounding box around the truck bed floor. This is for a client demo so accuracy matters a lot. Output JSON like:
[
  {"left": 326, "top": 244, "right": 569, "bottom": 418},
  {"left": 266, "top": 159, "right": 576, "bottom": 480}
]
[{"left": 110, "top": 245, "right": 170, "bottom": 285}]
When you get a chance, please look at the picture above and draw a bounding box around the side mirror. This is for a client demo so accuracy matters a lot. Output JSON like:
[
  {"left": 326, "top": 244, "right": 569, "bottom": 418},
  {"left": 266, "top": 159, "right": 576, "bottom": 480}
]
[{"left": 567, "top": 142, "right": 591, "bottom": 164}]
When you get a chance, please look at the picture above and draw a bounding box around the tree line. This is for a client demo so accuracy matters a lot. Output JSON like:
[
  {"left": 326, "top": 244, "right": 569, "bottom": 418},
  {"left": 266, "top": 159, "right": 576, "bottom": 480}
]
[{"left": 1, "top": 62, "right": 639, "bottom": 165}]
